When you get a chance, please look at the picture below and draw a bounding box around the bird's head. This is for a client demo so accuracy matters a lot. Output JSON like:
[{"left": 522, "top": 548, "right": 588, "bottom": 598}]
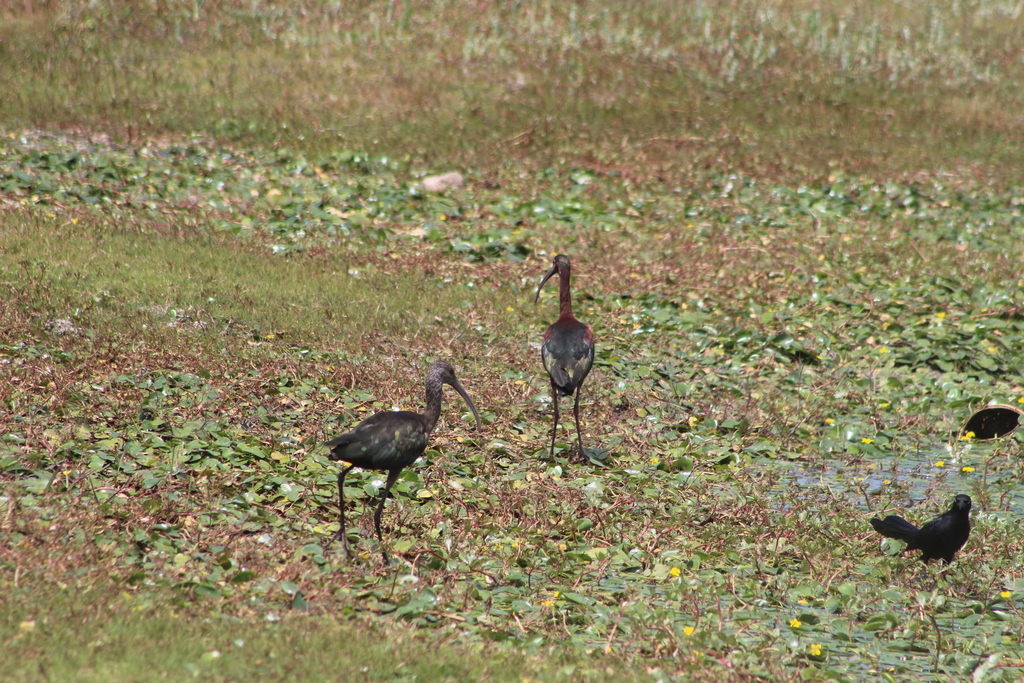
[
  {"left": 534, "top": 254, "right": 571, "bottom": 303},
  {"left": 427, "top": 360, "right": 482, "bottom": 431},
  {"left": 952, "top": 494, "right": 972, "bottom": 512}
]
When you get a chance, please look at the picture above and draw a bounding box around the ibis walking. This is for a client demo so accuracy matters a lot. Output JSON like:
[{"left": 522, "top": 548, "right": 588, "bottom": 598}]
[
  {"left": 534, "top": 254, "right": 595, "bottom": 458},
  {"left": 325, "top": 360, "right": 481, "bottom": 563}
]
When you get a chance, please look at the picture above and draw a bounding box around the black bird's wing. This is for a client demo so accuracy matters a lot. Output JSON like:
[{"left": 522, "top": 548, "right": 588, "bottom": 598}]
[
  {"left": 541, "top": 324, "right": 595, "bottom": 396},
  {"left": 325, "top": 411, "right": 430, "bottom": 470}
]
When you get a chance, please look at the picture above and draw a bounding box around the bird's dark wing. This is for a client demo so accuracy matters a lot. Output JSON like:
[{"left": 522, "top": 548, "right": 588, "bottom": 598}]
[
  {"left": 325, "top": 411, "right": 430, "bottom": 470},
  {"left": 916, "top": 509, "right": 971, "bottom": 562},
  {"left": 916, "top": 514, "right": 950, "bottom": 536},
  {"left": 870, "top": 515, "right": 920, "bottom": 544},
  {"left": 541, "top": 325, "right": 595, "bottom": 396}
]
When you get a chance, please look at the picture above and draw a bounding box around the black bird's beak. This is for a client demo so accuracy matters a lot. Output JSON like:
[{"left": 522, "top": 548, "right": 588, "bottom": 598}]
[
  {"left": 534, "top": 264, "right": 558, "bottom": 304},
  {"left": 448, "top": 377, "right": 482, "bottom": 432},
  {"left": 953, "top": 495, "right": 972, "bottom": 511}
]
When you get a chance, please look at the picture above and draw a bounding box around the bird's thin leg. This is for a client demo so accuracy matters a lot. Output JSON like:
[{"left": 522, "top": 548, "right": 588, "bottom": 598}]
[
  {"left": 549, "top": 379, "right": 560, "bottom": 457},
  {"left": 373, "top": 469, "right": 402, "bottom": 564},
  {"left": 573, "top": 383, "right": 585, "bottom": 460},
  {"left": 336, "top": 464, "right": 355, "bottom": 558}
]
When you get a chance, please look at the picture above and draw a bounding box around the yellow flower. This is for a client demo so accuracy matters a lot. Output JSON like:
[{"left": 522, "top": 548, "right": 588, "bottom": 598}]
[
  {"left": 961, "top": 431, "right": 976, "bottom": 440},
  {"left": 809, "top": 643, "right": 822, "bottom": 656},
  {"left": 1018, "top": 397, "right": 1024, "bottom": 404},
  {"left": 883, "top": 479, "right": 891, "bottom": 485},
  {"left": 878, "top": 347, "right": 889, "bottom": 354},
  {"left": 797, "top": 598, "right": 809, "bottom": 605},
  {"left": 936, "top": 312, "right": 946, "bottom": 319},
  {"left": 669, "top": 567, "right": 681, "bottom": 578},
  {"left": 789, "top": 618, "right": 802, "bottom": 628},
  {"left": 506, "top": 306, "right": 515, "bottom": 312},
  {"left": 880, "top": 402, "right": 890, "bottom": 408},
  {"left": 861, "top": 438, "right": 874, "bottom": 444},
  {"left": 683, "top": 626, "right": 695, "bottom": 636},
  {"left": 824, "top": 418, "right": 835, "bottom": 424},
  {"left": 541, "top": 592, "right": 559, "bottom": 606},
  {"left": 961, "top": 466, "right": 975, "bottom": 473},
  {"left": 1000, "top": 591, "right": 1012, "bottom": 599},
  {"left": 934, "top": 461, "right": 945, "bottom": 467},
  {"left": 650, "top": 457, "right": 661, "bottom": 465},
  {"left": 553, "top": 591, "right": 560, "bottom": 598}
]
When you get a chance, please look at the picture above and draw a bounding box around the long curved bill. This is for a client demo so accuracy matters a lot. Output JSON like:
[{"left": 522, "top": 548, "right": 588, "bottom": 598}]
[
  {"left": 449, "top": 377, "right": 482, "bottom": 431},
  {"left": 534, "top": 264, "right": 558, "bottom": 303}
]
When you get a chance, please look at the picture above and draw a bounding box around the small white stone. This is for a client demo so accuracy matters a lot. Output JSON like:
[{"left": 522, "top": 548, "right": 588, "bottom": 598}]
[
  {"left": 422, "top": 172, "right": 464, "bottom": 192},
  {"left": 45, "top": 318, "right": 76, "bottom": 336}
]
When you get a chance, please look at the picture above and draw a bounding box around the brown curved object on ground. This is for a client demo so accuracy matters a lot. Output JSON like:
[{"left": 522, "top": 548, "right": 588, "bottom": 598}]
[{"left": 961, "top": 404, "right": 1024, "bottom": 439}]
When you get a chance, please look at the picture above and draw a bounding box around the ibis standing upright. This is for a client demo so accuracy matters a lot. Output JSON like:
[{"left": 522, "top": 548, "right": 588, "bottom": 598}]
[
  {"left": 534, "top": 254, "right": 595, "bottom": 458},
  {"left": 324, "top": 360, "right": 481, "bottom": 563}
]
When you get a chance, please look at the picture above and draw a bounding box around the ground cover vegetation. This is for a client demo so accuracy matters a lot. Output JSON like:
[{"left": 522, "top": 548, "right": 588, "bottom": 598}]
[{"left": 2, "top": 1, "right": 1024, "bottom": 681}]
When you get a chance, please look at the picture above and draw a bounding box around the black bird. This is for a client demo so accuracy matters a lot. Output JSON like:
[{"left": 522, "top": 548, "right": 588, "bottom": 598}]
[
  {"left": 325, "top": 360, "right": 481, "bottom": 562},
  {"left": 534, "top": 254, "right": 595, "bottom": 458},
  {"left": 869, "top": 494, "right": 972, "bottom": 564}
]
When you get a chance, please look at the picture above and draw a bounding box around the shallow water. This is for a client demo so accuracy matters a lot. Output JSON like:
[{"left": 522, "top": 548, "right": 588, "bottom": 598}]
[{"left": 761, "top": 441, "right": 1024, "bottom": 520}]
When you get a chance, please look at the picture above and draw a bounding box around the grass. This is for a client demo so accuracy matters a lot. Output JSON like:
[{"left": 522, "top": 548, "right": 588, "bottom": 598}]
[
  {"left": 2, "top": 0, "right": 1024, "bottom": 181},
  {"left": 1, "top": 210, "right": 507, "bottom": 348},
  {"left": 6, "top": 585, "right": 641, "bottom": 683},
  {"left": 4, "top": 1, "right": 1024, "bottom": 681}
]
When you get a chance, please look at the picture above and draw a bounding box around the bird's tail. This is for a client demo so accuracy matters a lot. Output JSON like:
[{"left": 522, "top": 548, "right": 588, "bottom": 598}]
[{"left": 870, "top": 515, "right": 919, "bottom": 541}]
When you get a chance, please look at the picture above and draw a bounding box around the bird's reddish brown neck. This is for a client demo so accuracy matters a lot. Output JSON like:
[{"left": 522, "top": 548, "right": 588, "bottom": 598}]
[{"left": 556, "top": 263, "right": 575, "bottom": 320}]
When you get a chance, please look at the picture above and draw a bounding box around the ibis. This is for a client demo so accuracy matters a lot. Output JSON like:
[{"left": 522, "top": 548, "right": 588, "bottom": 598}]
[
  {"left": 325, "top": 360, "right": 480, "bottom": 562},
  {"left": 534, "top": 254, "right": 595, "bottom": 458}
]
